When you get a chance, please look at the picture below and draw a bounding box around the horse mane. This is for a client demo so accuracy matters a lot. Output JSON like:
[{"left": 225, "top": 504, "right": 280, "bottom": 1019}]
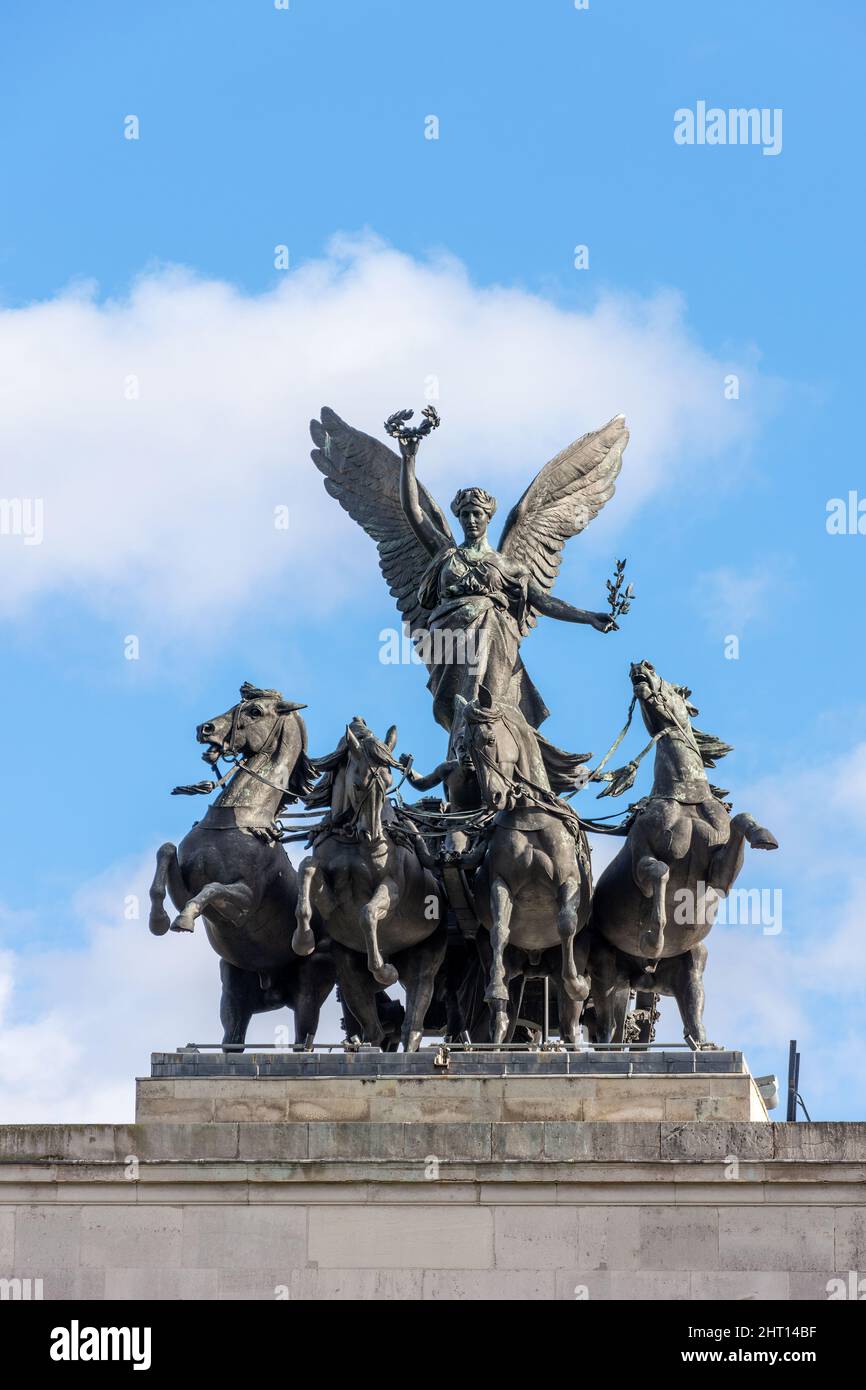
[
  {"left": 667, "top": 679, "right": 732, "bottom": 767},
  {"left": 304, "top": 748, "right": 345, "bottom": 811},
  {"left": 240, "top": 681, "right": 281, "bottom": 701},
  {"left": 535, "top": 731, "right": 592, "bottom": 794},
  {"left": 284, "top": 712, "right": 317, "bottom": 803},
  {"left": 692, "top": 727, "right": 734, "bottom": 768}
]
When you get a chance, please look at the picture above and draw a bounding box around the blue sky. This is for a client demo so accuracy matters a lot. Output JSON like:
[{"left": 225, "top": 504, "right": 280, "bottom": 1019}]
[{"left": 1, "top": 0, "right": 863, "bottom": 1121}]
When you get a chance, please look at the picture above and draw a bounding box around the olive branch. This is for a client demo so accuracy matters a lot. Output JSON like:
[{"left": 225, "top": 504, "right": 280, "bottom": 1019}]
[{"left": 606, "top": 558, "right": 635, "bottom": 624}]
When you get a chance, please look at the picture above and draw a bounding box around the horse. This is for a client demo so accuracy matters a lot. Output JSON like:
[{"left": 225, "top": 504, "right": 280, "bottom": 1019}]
[
  {"left": 148, "top": 683, "right": 335, "bottom": 1047},
  {"left": 588, "top": 660, "right": 779, "bottom": 1048},
  {"left": 292, "top": 719, "right": 448, "bottom": 1052},
  {"left": 456, "top": 688, "right": 594, "bottom": 1045}
]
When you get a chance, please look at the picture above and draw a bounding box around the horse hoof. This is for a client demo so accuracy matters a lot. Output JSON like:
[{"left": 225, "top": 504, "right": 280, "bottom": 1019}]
[
  {"left": 149, "top": 907, "right": 171, "bottom": 937},
  {"left": 292, "top": 927, "right": 316, "bottom": 957},
  {"left": 751, "top": 827, "right": 779, "bottom": 850},
  {"left": 170, "top": 915, "right": 194, "bottom": 933},
  {"left": 403, "top": 1030, "right": 423, "bottom": 1052},
  {"left": 373, "top": 963, "right": 399, "bottom": 987}
]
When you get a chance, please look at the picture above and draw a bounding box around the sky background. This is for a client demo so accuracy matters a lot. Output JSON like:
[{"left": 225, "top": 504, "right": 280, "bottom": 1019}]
[{"left": 1, "top": 0, "right": 863, "bottom": 1121}]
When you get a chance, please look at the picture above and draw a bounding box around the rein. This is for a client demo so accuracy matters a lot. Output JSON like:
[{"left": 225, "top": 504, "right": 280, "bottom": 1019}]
[
  {"left": 585, "top": 694, "right": 637, "bottom": 785},
  {"left": 220, "top": 708, "right": 284, "bottom": 788}
]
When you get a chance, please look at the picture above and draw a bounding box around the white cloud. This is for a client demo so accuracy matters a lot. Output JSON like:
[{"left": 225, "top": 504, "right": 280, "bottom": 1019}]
[
  {"left": 693, "top": 559, "right": 792, "bottom": 634},
  {"left": 0, "top": 234, "right": 762, "bottom": 633}
]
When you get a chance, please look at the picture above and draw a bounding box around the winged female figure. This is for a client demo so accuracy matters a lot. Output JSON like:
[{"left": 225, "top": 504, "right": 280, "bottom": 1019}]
[{"left": 310, "top": 405, "right": 628, "bottom": 736}]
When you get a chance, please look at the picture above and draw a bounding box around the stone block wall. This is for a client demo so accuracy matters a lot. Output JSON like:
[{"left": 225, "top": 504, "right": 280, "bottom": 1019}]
[{"left": 1, "top": 1119, "right": 863, "bottom": 1301}]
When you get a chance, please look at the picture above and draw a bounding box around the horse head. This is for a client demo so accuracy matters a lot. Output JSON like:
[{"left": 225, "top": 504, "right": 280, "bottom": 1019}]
[
  {"left": 455, "top": 687, "right": 524, "bottom": 811},
  {"left": 627, "top": 661, "right": 733, "bottom": 803},
  {"left": 629, "top": 661, "right": 699, "bottom": 739},
  {"left": 197, "top": 682, "right": 313, "bottom": 802},
  {"left": 343, "top": 721, "right": 400, "bottom": 850}
]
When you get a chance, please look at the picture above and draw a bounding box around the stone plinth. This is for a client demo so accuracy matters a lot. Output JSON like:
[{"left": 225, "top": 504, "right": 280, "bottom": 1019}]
[
  {"left": 1, "top": 1051, "right": 863, "bottom": 1301},
  {"left": 139, "top": 1049, "right": 767, "bottom": 1124}
]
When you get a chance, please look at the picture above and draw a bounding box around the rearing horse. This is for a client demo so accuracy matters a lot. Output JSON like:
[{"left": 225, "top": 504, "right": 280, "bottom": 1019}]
[
  {"left": 292, "top": 719, "right": 447, "bottom": 1051},
  {"left": 458, "top": 688, "right": 593, "bottom": 1045},
  {"left": 589, "top": 661, "right": 779, "bottom": 1047},
  {"left": 148, "top": 683, "right": 335, "bottom": 1047}
]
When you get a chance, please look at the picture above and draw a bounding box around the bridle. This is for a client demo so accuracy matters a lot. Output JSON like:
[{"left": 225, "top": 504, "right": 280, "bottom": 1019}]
[
  {"left": 213, "top": 703, "right": 288, "bottom": 796},
  {"left": 341, "top": 739, "right": 407, "bottom": 837},
  {"left": 464, "top": 709, "right": 583, "bottom": 834}
]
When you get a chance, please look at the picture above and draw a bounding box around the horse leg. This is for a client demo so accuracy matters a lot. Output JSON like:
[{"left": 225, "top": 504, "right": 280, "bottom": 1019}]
[
  {"left": 708, "top": 812, "right": 779, "bottom": 896},
  {"left": 629, "top": 806, "right": 687, "bottom": 959},
  {"left": 396, "top": 924, "right": 448, "bottom": 1052},
  {"left": 171, "top": 879, "right": 254, "bottom": 933},
  {"left": 664, "top": 944, "right": 709, "bottom": 1048},
  {"left": 555, "top": 978, "right": 583, "bottom": 1047},
  {"left": 733, "top": 810, "right": 779, "bottom": 852},
  {"left": 486, "top": 876, "right": 514, "bottom": 1045},
  {"left": 331, "top": 941, "right": 385, "bottom": 1045},
  {"left": 443, "top": 938, "right": 471, "bottom": 1041},
  {"left": 149, "top": 843, "right": 183, "bottom": 936},
  {"left": 218, "top": 959, "right": 259, "bottom": 1049},
  {"left": 612, "top": 984, "right": 632, "bottom": 1044},
  {"left": 588, "top": 933, "right": 628, "bottom": 1046},
  {"left": 293, "top": 855, "right": 329, "bottom": 956},
  {"left": 557, "top": 876, "right": 590, "bottom": 1003},
  {"left": 291, "top": 951, "right": 336, "bottom": 1049},
  {"left": 359, "top": 879, "right": 399, "bottom": 987},
  {"left": 634, "top": 854, "right": 670, "bottom": 959}
]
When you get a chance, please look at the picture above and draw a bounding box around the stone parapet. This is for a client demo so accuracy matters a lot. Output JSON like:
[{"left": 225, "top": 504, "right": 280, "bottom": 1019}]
[{"left": 1, "top": 1058, "right": 861, "bottom": 1301}]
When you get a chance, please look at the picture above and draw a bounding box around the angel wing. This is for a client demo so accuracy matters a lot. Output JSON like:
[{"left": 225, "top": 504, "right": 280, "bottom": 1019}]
[
  {"left": 499, "top": 415, "right": 628, "bottom": 629},
  {"left": 310, "top": 407, "right": 454, "bottom": 633}
]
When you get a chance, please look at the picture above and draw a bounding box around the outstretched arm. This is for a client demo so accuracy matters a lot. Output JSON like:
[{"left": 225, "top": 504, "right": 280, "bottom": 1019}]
[
  {"left": 399, "top": 443, "right": 448, "bottom": 556},
  {"left": 403, "top": 758, "right": 457, "bottom": 791},
  {"left": 527, "top": 580, "right": 617, "bottom": 633}
]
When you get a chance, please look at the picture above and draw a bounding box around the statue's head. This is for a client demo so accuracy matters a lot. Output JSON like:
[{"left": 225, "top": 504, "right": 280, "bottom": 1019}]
[{"left": 451, "top": 487, "right": 497, "bottom": 544}]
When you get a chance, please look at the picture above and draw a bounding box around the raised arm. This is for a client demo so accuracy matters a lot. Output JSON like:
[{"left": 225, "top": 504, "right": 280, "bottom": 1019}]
[
  {"left": 399, "top": 444, "right": 448, "bottom": 556},
  {"left": 383, "top": 407, "right": 448, "bottom": 557},
  {"left": 526, "top": 580, "right": 617, "bottom": 633}
]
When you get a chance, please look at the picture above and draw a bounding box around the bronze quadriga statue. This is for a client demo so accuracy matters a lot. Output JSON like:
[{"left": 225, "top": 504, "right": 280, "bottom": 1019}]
[{"left": 147, "top": 407, "right": 780, "bottom": 1051}]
